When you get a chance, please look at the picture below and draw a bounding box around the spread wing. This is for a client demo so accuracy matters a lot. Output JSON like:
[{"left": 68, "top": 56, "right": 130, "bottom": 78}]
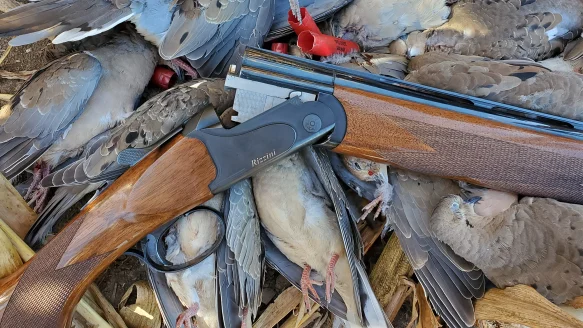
[
  {"left": 160, "top": 0, "right": 273, "bottom": 77},
  {"left": 0, "top": 53, "right": 102, "bottom": 179},
  {"left": 389, "top": 168, "right": 485, "bottom": 328},
  {"left": 42, "top": 79, "right": 234, "bottom": 187}
]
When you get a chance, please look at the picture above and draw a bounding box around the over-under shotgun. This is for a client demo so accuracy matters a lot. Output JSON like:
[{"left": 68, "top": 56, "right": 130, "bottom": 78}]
[{"left": 1, "top": 47, "right": 583, "bottom": 327}]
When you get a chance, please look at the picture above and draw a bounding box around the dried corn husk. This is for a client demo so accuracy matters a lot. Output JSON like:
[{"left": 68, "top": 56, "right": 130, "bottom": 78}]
[
  {"left": 0, "top": 174, "right": 37, "bottom": 238},
  {"left": 0, "top": 225, "right": 21, "bottom": 278},
  {"left": 119, "top": 281, "right": 161, "bottom": 328},
  {"left": 254, "top": 287, "right": 302, "bottom": 328},
  {"left": 475, "top": 285, "right": 583, "bottom": 328},
  {"left": 477, "top": 321, "right": 528, "bottom": 328},
  {"left": 403, "top": 278, "right": 440, "bottom": 328}
]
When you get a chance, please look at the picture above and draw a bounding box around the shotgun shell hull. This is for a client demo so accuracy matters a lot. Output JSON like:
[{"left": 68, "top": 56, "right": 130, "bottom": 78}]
[
  {"left": 288, "top": 8, "right": 321, "bottom": 35},
  {"left": 271, "top": 42, "right": 289, "bottom": 54},
  {"left": 150, "top": 66, "right": 177, "bottom": 90},
  {"left": 297, "top": 31, "right": 360, "bottom": 57}
]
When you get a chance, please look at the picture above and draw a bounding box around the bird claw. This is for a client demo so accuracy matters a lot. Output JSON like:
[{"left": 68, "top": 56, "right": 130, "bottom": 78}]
[
  {"left": 359, "top": 194, "right": 384, "bottom": 221},
  {"left": 301, "top": 264, "right": 320, "bottom": 312},
  {"left": 25, "top": 162, "right": 51, "bottom": 213},
  {"left": 176, "top": 303, "right": 199, "bottom": 328}
]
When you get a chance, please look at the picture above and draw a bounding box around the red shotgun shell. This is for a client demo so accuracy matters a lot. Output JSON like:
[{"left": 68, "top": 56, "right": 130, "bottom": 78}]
[
  {"left": 288, "top": 8, "right": 321, "bottom": 35},
  {"left": 150, "top": 66, "right": 177, "bottom": 90},
  {"left": 271, "top": 42, "right": 289, "bottom": 54},
  {"left": 297, "top": 31, "right": 360, "bottom": 57}
]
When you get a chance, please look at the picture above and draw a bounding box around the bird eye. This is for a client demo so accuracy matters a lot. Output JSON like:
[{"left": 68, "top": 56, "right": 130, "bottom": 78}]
[
  {"left": 450, "top": 202, "right": 460, "bottom": 212},
  {"left": 354, "top": 162, "right": 362, "bottom": 170}
]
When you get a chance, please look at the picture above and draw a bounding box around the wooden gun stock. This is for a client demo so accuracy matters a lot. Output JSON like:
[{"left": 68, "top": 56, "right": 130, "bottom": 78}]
[
  {"left": 333, "top": 85, "right": 583, "bottom": 204},
  {"left": 0, "top": 135, "right": 216, "bottom": 327}
]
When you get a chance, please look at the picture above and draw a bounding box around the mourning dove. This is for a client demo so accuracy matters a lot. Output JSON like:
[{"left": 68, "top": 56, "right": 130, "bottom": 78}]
[
  {"left": 0, "top": 0, "right": 274, "bottom": 77},
  {"left": 333, "top": 157, "right": 485, "bottom": 328},
  {"left": 218, "top": 178, "right": 264, "bottom": 327},
  {"left": 431, "top": 194, "right": 583, "bottom": 305},
  {"left": 252, "top": 152, "right": 361, "bottom": 324},
  {"left": 165, "top": 194, "right": 224, "bottom": 328},
  {"left": 24, "top": 79, "right": 234, "bottom": 249},
  {"left": 404, "top": 0, "right": 583, "bottom": 61},
  {"left": 406, "top": 52, "right": 583, "bottom": 120},
  {"left": 331, "top": 0, "right": 452, "bottom": 48},
  {"left": 0, "top": 30, "right": 156, "bottom": 211}
]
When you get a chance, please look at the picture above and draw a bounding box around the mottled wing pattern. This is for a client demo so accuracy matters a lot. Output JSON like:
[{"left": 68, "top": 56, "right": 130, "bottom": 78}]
[
  {"left": 406, "top": 52, "right": 583, "bottom": 120},
  {"left": 0, "top": 53, "right": 102, "bottom": 179},
  {"left": 225, "top": 178, "right": 264, "bottom": 318},
  {"left": 42, "top": 79, "right": 234, "bottom": 187},
  {"left": 389, "top": 169, "right": 484, "bottom": 328}
]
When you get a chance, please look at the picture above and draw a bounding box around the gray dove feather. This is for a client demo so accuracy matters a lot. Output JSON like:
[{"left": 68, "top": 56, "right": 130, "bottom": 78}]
[
  {"left": 42, "top": 79, "right": 234, "bottom": 187},
  {"left": 388, "top": 169, "right": 485, "bottom": 328},
  {"left": 417, "top": 0, "right": 583, "bottom": 60},
  {"left": 0, "top": 31, "right": 156, "bottom": 180},
  {"left": 332, "top": 0, "right": 452, "bottom": 48},
  {"left": 322, "top": 52, "right": 409, "bottom": 80},
  {"left": 25, "top": 79, "right": 233, "bottom": 250},
  {"left": 224, "top": 178, "right": 264, "bottom": 319},
  {"left": 406, "top": 52, "right": 583, "bottom": 121},
  {"left": 432, "top": 195, "right": 583, "bottom": 305},
  {"left": 0, "top": 0, "right": 274, "bottom": 77}
]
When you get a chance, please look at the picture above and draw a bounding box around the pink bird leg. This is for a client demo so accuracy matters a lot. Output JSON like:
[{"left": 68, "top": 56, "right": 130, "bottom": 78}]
[
  {"left": 300, "top": 264, "right": 321, "bottom": 311},
  {"left": 25, "top": 161, "right": 51, "bottom": 212},
  {"left": 176, "top": 303, "right": 199, "bottom": 328},
  {"left": 171, "top": 58, "right": 199, "bottom": 78}
]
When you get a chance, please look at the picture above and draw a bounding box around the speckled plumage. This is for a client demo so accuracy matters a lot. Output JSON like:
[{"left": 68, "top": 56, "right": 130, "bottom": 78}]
[
  {"left": 332, "top": 0, "right": 452, "bottom": 48},
  {"left": 406, "top": 52, "right": 583, "bottom": 120},
  {"left": 431, "top": 195, "right": 583, "bottom": 304}
]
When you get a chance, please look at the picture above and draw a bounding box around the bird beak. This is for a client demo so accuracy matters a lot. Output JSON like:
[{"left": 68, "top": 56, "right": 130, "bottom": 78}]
[{"left": 465, "top": 196, "right": 482, "bottom": 205}]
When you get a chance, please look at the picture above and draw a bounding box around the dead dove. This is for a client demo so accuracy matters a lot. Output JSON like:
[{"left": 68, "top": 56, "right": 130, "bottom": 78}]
[
  {"left": 252, "top": 152, "right": 361, "bottom": 324},
  {"left": 406, "top": 52, "right": 583, "bottom": 121},
  {"left": 218, "top": 178, "right": 264, "bottom": 327},
  {"left": 331, "top": 0, "right": 453, "bottom": 48},
  {"left": 165, "top": 194, "right": 224, "bottom": 328},
  {"left": 431, "top": 194, "right": 583, "bottom": 305},
  {"left": 403, "top": 0, "right": 583, "bottom": 61},
  {"left": 0, "top": 0, "right": 275, "bottom": 77},
  {"left": 24, "top": 79, "right": 234, "bottom": 249},
  {"left": 0, "top": 30, "right": 156, "bottom": 211},
  {"left": 333, "top": 156, "right": 486, "bottom": 328}
]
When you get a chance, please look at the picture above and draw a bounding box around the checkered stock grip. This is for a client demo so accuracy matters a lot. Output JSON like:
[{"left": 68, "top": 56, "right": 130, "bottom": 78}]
[{"left": 333, "top": 86, "right": 583, "bottom": 204}]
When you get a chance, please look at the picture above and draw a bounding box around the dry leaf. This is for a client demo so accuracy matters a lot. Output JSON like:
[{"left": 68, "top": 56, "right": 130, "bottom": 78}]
[
  {"left": 403, "top": 278, "right": 440, "bottom": 328},
  {"left": 119, "top": 281, "right": 161, "bottom": 328},
  {"left": 475, "top": 285, "right": 583, "bottom": 328}
]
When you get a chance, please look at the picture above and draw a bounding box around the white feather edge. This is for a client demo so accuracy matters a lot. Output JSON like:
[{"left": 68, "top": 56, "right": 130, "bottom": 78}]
[{"left": 52, "top": 12, "right": 134, "bottom": 44}]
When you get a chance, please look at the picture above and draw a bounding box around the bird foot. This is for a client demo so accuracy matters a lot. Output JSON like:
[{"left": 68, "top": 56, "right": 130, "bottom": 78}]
[
  {"left": 176, "top": 303, "right": 199, "bottom": 328},
  {"left": 171, "top": 58, "right": 199, "bottom": 79},
  {"left": 301, "top": 264, "right": 322, "bottom": 311},
  {"left": 25, "top": 162, "right": 51, "bottom": 213},
  {"left": 326, "top": 254, "right": 339, "bottom": 303},
  {"left": 359, "top": 194, "right": 384, "bottom": 221}
]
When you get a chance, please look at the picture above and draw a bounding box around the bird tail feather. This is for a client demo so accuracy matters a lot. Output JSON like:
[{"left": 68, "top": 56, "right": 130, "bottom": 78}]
[{"left": 0, "top": 0, "right": 134, "bottom": 46}]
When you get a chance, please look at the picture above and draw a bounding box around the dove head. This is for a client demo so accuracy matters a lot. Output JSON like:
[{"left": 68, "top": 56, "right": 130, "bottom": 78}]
[
  {"left": 430, "top": 194, "right": 488, "bottom": 246},
  {"left": 342, "top": 156, "right": 384, "bottom": 182}
]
